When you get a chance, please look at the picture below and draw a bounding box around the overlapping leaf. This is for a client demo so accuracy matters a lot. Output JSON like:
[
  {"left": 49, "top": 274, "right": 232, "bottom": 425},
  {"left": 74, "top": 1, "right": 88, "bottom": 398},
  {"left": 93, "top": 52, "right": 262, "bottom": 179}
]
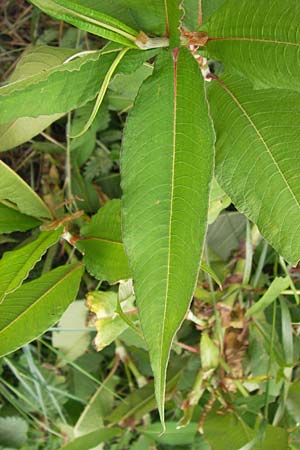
[
  {"left": 205, "top": 0, "right": 300, "bottom": 91},
  {"left": 0, "top": 46, "right": 76, "bottom": 151},
  {"left": 0, "top": 45, "right": 158, "bottom": 124},
  {"left": 76, "top": 200, "right": 131, "bottom": 283},
  {"left": 0, "top": 264, "right": 83, "bottom": 357},
  {"left": 0, "top": 228, "right": 62, "bottom": 303},
  {"left": 207, "top": 73, "right": 300, "bottom": 264},
  {"left": 122, "top": 47, "right": 214, "bottom": 424},
  {"left": 0, "top": 204, "right": 40, "bottom": 233},
  {"left": 30, "top": 0, "right": 139, "bottom": 47},
  {"left": 0, "top": 161, "right": 52, "bottom": 219}
]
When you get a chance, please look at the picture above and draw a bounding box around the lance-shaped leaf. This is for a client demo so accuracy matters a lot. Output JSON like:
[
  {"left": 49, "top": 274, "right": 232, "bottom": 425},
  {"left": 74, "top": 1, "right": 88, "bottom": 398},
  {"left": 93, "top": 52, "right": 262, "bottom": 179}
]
[
  {"left": 30, "top": 0, "right": 138, "bottom": 47},
  {"left": 40, "top": 0, "right": 167, "bottom": 36},
  {"left": 207, "top": 73, "right": 300, "bottom": 264},
  {"left": 205, "top": 0, "right": 300, "bottom": 91},
  {"left": 0, "top": 161, "right": 51, "bottom": 219},
  {"left": 0, "top": 264, "right": 83, "bottom": 357},
  {"left": 0, "top": 45, "right": 77, "bottom": 152},
  {"left": 0, "top": 228, "right": 62, "bottom": 303},
  {"left": 0, "top": 45, "right": 158, "bottom": 124},
  {"left": 122, "top": 48, "right": 214, "bottom": 425}
]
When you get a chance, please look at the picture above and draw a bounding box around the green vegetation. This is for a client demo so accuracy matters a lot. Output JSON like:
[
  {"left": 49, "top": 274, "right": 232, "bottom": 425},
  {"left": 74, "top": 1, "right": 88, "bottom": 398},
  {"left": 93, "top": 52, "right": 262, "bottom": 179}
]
[{"left": 0, "top": 1, "right": 300, "bottom": 448}]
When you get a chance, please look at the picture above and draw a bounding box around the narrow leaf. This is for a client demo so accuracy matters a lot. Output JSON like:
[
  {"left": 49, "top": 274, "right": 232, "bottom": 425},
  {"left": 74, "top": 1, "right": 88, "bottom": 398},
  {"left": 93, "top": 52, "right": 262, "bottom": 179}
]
[
  {"left": 205, "top": 0, "right": 300, "bottom": 91},
  {"left": 164, "top": 0, "right": 182, "bottom": 48},
  {"left": 0, "top": 264, "right": 83, "bottom": 357},
  {"left": 208, "top": 73, "right": 300, "bottom": 264},
  {"left": 0, "top": 45, "right": 158, "bottom": 124},
  {"left": 0, "top": 228, "right": 62, "bottom": 303},
  {"left": 122, "top": 48, "right": 214, "bottom": 424},
  {"left": 246, "top": 277, "right": 289, "bottom": 318},
  {"left": 30, "top": 0, "right": 138, "bottom": 47},
  {"left": 0, "top": 161, "right": 51, "bottom": 219},
  {"left": 0, "top": 46, "right": 76, "bottom": 152},
  {"left": 76, "top": 200, "right": 130, "bottom": 283}
]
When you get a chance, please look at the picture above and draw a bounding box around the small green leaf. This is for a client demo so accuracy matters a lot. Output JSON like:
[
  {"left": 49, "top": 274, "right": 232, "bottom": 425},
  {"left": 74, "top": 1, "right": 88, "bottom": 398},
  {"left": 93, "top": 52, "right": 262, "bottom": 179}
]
[
  {"left": 86, "top": 290, "right": 135, "bottom": 350},
  {"left": 122, "top": 48, "right": 214, "bottom": 425},
  {"left": 0, "top": 264, "right": 83, "bottom": 357},
  {"left": 76, "top": 200, "right": 131, "bottom": 283},
  {"left": 58, "top": 427, "right": 122, "bottom": 450},
  {"left": 200, "top": 331, "right": 220, "bottom": 370},
  {"left": 0, "top": 161, "right": 52, "bottom": 220},
  {"left": 246, "top": 277, "right": 289, "bottom": 318},
  {"left": 205, "top": 0, "right": 300, "bottom": 91},
  {"left": 0, "top": 228, "right": 62, "bottom": 303},
  {"left": 0, "top": 204, "right": 40, "bottom": 233}
]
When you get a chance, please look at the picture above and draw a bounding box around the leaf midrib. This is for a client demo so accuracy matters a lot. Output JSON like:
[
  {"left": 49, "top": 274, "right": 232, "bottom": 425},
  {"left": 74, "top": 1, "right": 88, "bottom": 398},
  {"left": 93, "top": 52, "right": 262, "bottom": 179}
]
[
  {"left": 159, "top": 50, "right": 178, "bottom": 408},
  {"left": 81, "top": 236, "right": 123, "bottom": 245},
  {"left": 208, "top": 37, "right": 300, "bottom": 47},
  {"left": 216, "top": 76, "right": 300, "bottom": 212},
  {"left": 0, "top": 264, "right": 81, "bottom": 337}
]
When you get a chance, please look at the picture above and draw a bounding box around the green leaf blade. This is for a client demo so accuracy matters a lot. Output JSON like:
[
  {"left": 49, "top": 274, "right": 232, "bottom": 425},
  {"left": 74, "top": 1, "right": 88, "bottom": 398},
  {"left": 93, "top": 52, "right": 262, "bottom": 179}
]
[
  {"left": 76, "top": 200, "right": 131, "bottom": 283},
  {"left": 0, "top": 161, "right": 51, "bottom": 220},
  {"left": 0, "top": 264, "right": 83, "bottom": 357},
  {"left": 165, "top": 0, "right": 182, "bottom": 48},
  {"left": 30, "top": 0, "right": 138, "bottom": 47},
  {"left": 122, "top": 48, "right": 214, "bottom": 424},
  {"left": 208, "top": 74, "right": 300, "bottom": 264},
  {"left": 205, "top": 0, "right": 300, "bottom": 91},
  {"left": 0, "top": 204, "right": 40, "bottom": 233},
  {"left": 0, "top": 229, "right": 62, "bottom": 303}
]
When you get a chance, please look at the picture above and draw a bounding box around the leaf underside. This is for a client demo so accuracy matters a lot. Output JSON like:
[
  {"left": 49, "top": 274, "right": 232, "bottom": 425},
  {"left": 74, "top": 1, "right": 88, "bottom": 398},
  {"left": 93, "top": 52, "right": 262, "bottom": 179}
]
[
  {"left": 205, "top": 0, "right": 300, "bottom": 91},
  {"left": 122, "top": 47, "right": 214, "bottom": 424},
  {"left": 208, "top": 73, "right": 300, "bottom": 264}
]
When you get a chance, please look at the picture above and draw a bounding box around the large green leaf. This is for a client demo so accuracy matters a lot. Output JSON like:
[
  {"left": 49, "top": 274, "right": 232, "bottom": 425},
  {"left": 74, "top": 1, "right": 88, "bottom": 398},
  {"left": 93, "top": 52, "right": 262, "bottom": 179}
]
[
  {"left": 0, "top": 228, "right": 62, "bottom": 303},
  {"left": 205, "top": 0, "right": 300, "bottom": 91},
  {"left": 0, "top": 161, "right": 52, "bottom": 220},
  {"left": 208, "top": 73, "right": 300, "bottom": 264},
  {"left": 122, "top": 47, "right": 214, "bottom": 424},
  {"left": 76, "top": 200, "right": 131, "bottom": 283},
  {"left": 0, "top": 46, "right": 76, "bottom": 152},
  {"left": 0, "top": 45, "right": 157, "bottom": 124},
  {"left": 0, "top": 264, "right": 83, "bottom": 357},
  {"left": 30, "top": 0, "right": 139, "bottom": 47},
  {"left": 0, "top": 204, "right": 40, "bottom": 233}
]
